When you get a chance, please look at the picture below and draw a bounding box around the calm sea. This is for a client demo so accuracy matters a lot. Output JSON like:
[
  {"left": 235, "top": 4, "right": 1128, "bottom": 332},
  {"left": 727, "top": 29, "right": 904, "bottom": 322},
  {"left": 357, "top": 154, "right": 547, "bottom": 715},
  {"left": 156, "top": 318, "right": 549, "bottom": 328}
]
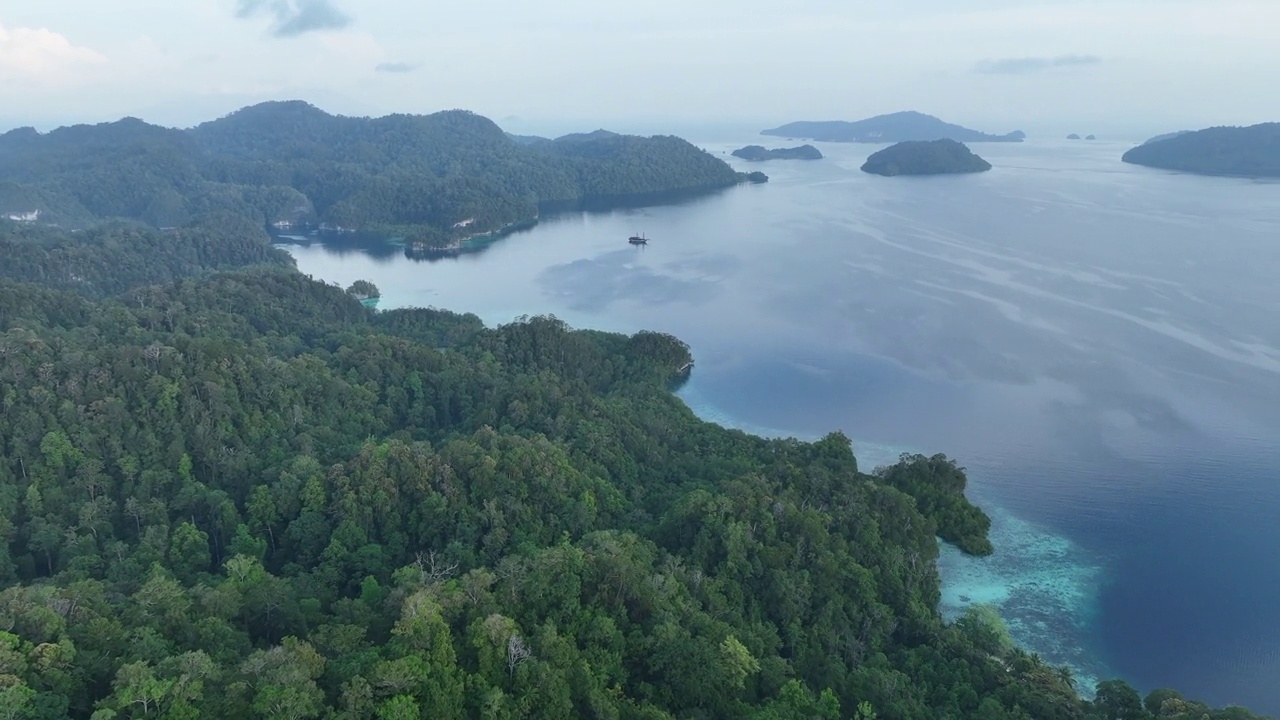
[{"left": 281, "top": 136, "right": 1280, "bottom": 714}]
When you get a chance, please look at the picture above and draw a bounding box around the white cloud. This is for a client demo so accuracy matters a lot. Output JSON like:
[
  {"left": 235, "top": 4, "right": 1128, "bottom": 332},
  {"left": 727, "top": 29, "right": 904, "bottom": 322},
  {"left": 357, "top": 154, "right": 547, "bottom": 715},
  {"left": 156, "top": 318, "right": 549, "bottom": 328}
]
[
  {"left": 5, "top": 0, "right": 1280, "bottom": 130},
  {"left": 0, "top": 23, "right": 105, "bottom": 86}
]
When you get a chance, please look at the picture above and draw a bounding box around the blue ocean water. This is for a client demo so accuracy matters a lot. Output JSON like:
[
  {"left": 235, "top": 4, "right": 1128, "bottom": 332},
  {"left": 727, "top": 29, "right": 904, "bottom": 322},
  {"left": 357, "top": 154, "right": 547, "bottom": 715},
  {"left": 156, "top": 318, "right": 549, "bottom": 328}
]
[{"left": 283, "top": 137, "right": 1280, "bottom": 713}]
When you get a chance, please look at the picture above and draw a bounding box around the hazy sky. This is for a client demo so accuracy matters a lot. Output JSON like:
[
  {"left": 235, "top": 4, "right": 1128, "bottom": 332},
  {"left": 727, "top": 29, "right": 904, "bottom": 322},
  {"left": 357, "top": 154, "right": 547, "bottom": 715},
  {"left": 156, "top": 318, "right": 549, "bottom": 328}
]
[{"left": 2, "top": 0, "right": 1277, "bottom": 135}]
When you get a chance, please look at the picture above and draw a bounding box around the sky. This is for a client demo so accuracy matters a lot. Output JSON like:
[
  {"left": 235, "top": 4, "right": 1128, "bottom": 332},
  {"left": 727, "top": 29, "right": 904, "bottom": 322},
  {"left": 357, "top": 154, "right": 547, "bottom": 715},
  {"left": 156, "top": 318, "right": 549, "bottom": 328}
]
[{"left": 1, "top": 0, "right": 1277, "bottom": 137}]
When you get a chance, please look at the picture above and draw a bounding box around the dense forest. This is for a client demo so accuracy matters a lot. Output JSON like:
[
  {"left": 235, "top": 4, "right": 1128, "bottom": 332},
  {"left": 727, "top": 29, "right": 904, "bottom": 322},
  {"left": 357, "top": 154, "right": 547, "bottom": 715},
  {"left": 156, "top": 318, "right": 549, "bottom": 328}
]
[
  {"left": 860, "top": 140, "right": 993, "bottom": 177},
  {"left": 0, "top": 214, "right": 291, "bottom": 298},
  {"left": 1121, "top": 123, "right": 1280, "bottom": 177},
  {"left": 762, "top": 112, "right": 1024, "bottom": 143},
  {"left": 0, "top": 219, "right": 1269, "bottom": 719},
  {"left": 0, "top": 102, "right": 750, "bottom": 245}
]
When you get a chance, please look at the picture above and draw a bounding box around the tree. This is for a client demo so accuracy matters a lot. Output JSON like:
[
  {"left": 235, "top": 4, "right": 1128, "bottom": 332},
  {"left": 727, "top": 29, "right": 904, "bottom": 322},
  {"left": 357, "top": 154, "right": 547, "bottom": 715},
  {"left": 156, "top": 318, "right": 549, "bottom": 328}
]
[
  {"left": 1092, "top": 680, "right": 1148, "bottom": 720},
  {"left": 375, "top": 695, "right": 419, "bottom": 720},
  {"left": 238, "top": 638, "right": 325, "bottom": 720},
  {"left": 346, "top": 281, "right": 380, "bottom": 301},
  {"left": 0, "top": 682, "right": 36, "bottom": 720},
  {"left": 955, "top": 604, "right": 1015, "bottom": 657},
  {"left": 168, "top": 523, "right": 210, "bottom": 582}
]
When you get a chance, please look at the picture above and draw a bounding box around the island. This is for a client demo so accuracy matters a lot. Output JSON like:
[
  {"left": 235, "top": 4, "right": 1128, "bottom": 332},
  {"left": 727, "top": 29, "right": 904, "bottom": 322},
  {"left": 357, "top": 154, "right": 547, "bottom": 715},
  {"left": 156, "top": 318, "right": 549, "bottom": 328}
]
[
  {"left": 0, "top": 101, "right": 757, "bottom": 250},
  {"left": 1085, "top": 134, "right": 1097, "bottom": 141},
  {"left": 860, "top": 138, "right": 993, "bottom": 176},
  {"left": 1067, "top": 134, "right": 1082, "bottom": 140},
  {"left": 745, "top": 170, "right": 770, "bottom": 183},
  {"left": 731, "top": 144, "right": 823, "bottom": 161},
  {"left": 1121, "top": 122, "right": 1280, "bottom": 177},
  {"left": 763, "top": 111, "right": 1024, "bottom": 143}
]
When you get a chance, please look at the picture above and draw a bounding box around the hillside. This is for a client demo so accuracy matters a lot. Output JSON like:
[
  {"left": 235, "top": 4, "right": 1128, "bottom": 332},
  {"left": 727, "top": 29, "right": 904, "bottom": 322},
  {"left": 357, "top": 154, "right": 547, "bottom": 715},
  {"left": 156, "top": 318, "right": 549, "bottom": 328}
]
[
  {"left": 763, "top": 111, "right": 1024, "bottom": 143},
  {"left": 0, "top": 213, "right": 291, "bottom": 298},
  {"left": 1122, "top": 123, "right": 1280, "bottom": 176},
  {"left": 0, "top": 102, "right": 750, "bottom": 245},
  {"left": 861, "top": 139, "right": 993, "bottom": 176}
]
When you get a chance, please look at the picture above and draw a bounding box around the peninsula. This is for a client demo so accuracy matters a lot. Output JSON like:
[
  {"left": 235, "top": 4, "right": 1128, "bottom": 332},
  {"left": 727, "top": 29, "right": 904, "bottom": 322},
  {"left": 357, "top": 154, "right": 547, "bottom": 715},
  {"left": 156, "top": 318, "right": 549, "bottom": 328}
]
[
  {"left": 861, "top": 139, "right": 993, "bottom": 176},
  {"left": 763, "top": 111, "right": 1024, "bottom": 143},
  {"left": 0, "top": 212, "right": 1270, "bottom": 720},
  {"left": 731, "top": 144, "right": 824, "bottom": 161},
  {"left": 1121, "top": 122, "right": 1280, "bottom": 177}
]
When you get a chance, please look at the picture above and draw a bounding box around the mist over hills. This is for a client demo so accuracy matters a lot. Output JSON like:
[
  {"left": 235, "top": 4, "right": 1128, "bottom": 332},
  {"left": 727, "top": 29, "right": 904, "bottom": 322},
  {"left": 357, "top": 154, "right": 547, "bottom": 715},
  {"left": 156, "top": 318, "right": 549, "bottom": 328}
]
[{"left": 763, "top": 111, "right": 1025, "bottom": 143}]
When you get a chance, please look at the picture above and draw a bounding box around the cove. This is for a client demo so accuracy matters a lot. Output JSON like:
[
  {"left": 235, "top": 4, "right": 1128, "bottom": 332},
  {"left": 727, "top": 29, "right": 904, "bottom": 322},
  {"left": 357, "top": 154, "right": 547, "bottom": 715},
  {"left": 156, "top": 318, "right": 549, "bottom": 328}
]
[{"left": 283, "top": 135, "right": 1280, "bottom": 713}]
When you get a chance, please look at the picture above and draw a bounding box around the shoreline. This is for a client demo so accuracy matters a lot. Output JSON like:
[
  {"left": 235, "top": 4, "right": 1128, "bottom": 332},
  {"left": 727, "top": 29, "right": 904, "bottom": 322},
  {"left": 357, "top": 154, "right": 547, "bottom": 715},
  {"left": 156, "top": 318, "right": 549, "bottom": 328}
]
[
  {"left": 271, "top": 181, "right": 757, "bottom": 260},
  {"left": 274, "top": 242, "right": 1116, "bottom": 700},
  {"left": 675, "top": 378, "right": 1110, "bottom": 696}
]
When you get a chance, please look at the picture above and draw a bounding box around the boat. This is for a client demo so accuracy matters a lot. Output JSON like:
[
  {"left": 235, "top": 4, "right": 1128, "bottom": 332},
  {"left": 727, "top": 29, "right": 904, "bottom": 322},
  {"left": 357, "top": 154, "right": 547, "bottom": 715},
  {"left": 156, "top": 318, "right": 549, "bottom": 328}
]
[{"left": 628, "top": 233, "right": 649, "bottom": 245}]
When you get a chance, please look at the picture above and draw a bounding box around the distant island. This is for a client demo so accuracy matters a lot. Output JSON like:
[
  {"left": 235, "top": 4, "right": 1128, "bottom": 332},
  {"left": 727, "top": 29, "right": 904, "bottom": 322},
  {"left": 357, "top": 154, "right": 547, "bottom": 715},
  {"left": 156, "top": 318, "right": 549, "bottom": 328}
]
[
  {"left": 1067, "top": 134, "right": 1097, "bottom": 141},
  {"left": 731, "top": 144, "right": 823, "bottom": 161},
  {"left": 763, "top": 111, "right": 1024, "bottom": 143},
  {"left": 1067, "top": 134, "right": 1081, "bottom": 140},
  {"left": 1086, "top": 135, "right": 1097, "bottom": 141},
  {"left": 0, "top": 102, "right": 756, "bottom": 250},
  {"left": 861, "top": 139, "right": 992, "bottom": 176},
  {"left": 1121, "top": 123, "right": 1280, "bottom": 177}
]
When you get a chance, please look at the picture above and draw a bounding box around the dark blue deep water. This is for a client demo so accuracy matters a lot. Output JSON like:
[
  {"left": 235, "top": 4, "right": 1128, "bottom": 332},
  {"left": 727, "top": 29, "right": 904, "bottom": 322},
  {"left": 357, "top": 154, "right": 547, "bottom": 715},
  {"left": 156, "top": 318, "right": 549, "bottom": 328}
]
[{"left": 282, "top": 137, "right": 1280, "bottom": 714}]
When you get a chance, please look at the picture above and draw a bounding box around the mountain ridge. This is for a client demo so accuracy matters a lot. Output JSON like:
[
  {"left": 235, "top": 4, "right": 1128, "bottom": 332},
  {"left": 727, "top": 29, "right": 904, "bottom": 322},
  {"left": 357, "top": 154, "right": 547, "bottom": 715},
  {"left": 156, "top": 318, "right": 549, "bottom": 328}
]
[{"left": 762, "top": 111, "right": 1024, "bottom": 143}]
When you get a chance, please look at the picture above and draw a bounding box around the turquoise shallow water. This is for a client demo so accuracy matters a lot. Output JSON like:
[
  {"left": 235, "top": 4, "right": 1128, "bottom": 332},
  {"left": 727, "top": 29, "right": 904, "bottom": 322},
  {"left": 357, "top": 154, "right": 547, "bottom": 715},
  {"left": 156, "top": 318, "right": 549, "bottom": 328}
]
[
  {"left": 682, "top": 381, "right": 1110, "bottom": 695},
  {"left": 937, "top": 502, "right": 1107, "bottom": 694},
  {"left": 284, "top": 136, "right": 1280, "bottom": 713}
]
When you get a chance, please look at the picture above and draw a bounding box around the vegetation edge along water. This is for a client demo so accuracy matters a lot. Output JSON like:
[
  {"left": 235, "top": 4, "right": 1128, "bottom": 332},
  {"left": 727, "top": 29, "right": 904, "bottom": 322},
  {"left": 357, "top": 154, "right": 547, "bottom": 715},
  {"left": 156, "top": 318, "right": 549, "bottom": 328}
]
[{"left": 0, "top": 213, "right": 1268, "bottom": 719}]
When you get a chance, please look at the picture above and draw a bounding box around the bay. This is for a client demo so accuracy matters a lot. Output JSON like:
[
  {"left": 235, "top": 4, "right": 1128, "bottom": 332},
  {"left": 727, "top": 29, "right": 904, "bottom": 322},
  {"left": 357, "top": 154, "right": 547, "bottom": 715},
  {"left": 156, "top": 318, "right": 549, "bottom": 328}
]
[{"left": 283, "top": 136, "right": 1280, "bottom": 713}]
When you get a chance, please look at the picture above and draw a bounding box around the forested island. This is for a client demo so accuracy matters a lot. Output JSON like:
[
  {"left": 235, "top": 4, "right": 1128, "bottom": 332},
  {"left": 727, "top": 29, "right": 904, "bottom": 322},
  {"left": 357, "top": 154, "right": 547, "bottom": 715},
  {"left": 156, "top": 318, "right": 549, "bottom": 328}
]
[
  {"left": 0, "top": 102, "right": 753, "bottom": 250},
  {"left": 1122, "top": 123, "right": 1280, "bottom": 177},
  {"left": 861, "top": 139, "right": 993, "bottom": 176},
  {"left": 763, "top": 111, "right": 1024, "bottom": 143},
  {"left": 731, "top": 144, "right": 824, "bottom": 161},
  {"left": 0, "top": 201, "right": 1270, "bottom": 719}
]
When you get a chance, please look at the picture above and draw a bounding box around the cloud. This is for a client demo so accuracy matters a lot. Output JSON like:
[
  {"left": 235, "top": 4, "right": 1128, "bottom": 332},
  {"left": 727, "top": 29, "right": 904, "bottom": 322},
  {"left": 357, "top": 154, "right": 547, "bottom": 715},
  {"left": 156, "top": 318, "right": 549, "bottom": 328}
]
[
  {"left": 237, "top": 0, "right": 352, "bottom": 38},
  {"left": 375, "top": 61, "right": 416, "bottom": 74},
  {"left": 974, "top": 54, "right": 1102, "bottom": 75},
  {"left": 0, "top": 23, "right": 105, "bottom": 86}
]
